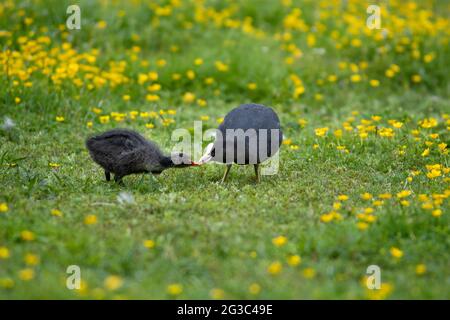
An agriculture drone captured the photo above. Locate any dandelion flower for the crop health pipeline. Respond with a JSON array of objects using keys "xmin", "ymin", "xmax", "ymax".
[
  {"xmin": 302, "ymin": 268, "xmax": 316, "ymax": 279},
  {"xmin": 415, "ymin": 264, "xmax": 426, "ymax": 275},
  {"xmin": 390, "ymin": 247, "xmax": 403, "ymax": 259},
  {"xmin": 0, "ymin": 247, "xmax": 10, "ymax": 259},
  {"xmin": 84, "ymin": 215, "xmax": 97, "ymax": 225},
  {"xmin": 287, "ymin": 255, "xmax": 301, "ymax": 266},
  {"xmin": 143, "ymin": 240, "xmax": 155, "ymax": 249},
  {"xmin": 104, "ymin": 275, "xmax": 124, "ymax": 291},
  {"xmin": 24, "ymin": 253, "xmax": 39, "ymax": 266},
  {"xmin": 167, "ymin": 283, "xmax": 183, "ymax": 296},
  {"xmin": 210, "ymin": 288, "xmax": 225, "ymax": 299},
  {"xmin": 267, "ymin": 261, "xmax": 282, "ymax": 275},
  {"xmin": 20, "ymin": 230, "xmax": 35, "ymax": 241},
  {"xmin": 0, "ymin": 203, "xmax": 8, "ymax": 213},
  {"xmin": 361, "ymin": 193, "xmax": 372, "ymax": 200},
  {"xmin": 248, "ymin": 283, "xmax": 261, "ymax": 295},
  {"xmin": 18, "ymin": 268, "xmax": 35, "ymax": 281},
  {"xmin": 272, "ymin": 236, "xmax": 287, "ymax": 247}
]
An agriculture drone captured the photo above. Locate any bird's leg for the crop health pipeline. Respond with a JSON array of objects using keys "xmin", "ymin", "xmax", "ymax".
[
  {"xmin": 105, "ymin": 171, "xmax": 111, "ymax": 182},
  {"xmin": 114, "ymin": 174, "xmax": 124, "ymax": 186},
  {"xmin": 221, "ymin": 164, "xmax": 232, "ymax": 183},
  {"xmin": 254, "ymin": 164, "xmax": 261, "ymax": 183}
]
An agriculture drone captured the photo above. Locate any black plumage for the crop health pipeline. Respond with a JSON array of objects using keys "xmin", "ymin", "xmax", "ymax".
[
  {"xmin": 86, "ymin": 129, "xmax": 194, "ymax": 184},
  {"xmin": 198, "ymin": 103, "xmax": 283, "ymax": 182}
]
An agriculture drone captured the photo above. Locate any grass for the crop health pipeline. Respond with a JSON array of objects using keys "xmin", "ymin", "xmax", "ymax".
[{"xmin": 0, "ymin": 0, "xmax": 449, "ymax": 299}]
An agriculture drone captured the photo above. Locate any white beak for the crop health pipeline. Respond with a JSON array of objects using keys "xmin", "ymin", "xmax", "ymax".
[{"xmin": 197, "ymin": 143, "xmax": 214, "ymax": 164}]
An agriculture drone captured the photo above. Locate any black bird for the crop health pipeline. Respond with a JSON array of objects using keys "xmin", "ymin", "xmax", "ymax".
[
  {"xmin": 198, "ymin": 103, "xmax": 283, "ymax": 182},
  {"xmin": 86, "ymin": 129, "xmax": 195, "ymax": 184}
]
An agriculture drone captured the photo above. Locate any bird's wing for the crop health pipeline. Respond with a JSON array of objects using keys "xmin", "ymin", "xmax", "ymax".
[{"xmin": 113, "ymin": 147, "xmax": 148, "ymax": 174}]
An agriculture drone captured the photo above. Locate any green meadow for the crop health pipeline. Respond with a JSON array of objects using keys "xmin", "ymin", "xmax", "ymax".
[{"xmin": 0, "ymin": 0, "xmax": 449, "ymax": 299}]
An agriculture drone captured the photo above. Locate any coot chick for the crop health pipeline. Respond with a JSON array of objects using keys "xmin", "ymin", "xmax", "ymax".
[
  {"xmin": 198, "ymin": 103, "xmax": 282, "ymax": 182},
  {"xmin": 86, "ymin": 129, "xmax": 195, "ymax": 184}
]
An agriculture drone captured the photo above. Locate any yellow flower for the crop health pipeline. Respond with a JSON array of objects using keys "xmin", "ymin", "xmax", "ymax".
[
  {"xmin": 167, "ymin": 283, "xmax": 183, "ymax": 296},
  {"xmin": 422, "ymin": 202, "xmax": 434, "ymax": 210},
  {"xmin": 267, "ymin": 261, "xmax": 282, "ymax": 275},
  {"xmin": 385, "ymin": 69, "xmax": 395, "ymax": 78},
  {"xmin": 146, "ymin": 94, "xmax": 160, "ymax": 102},
  {"xmin": 320, "ymin": 213, "xmax": 334, "ymax": 223},
  {"xmin": 431, "ymin": 209, "xmax": 442, "ymax": 217},
  {"xmin": 215, "ymin": 61, "xmax": 229, "ymax": 72},
  {"xmin": 18, "ymin": 268, "xmax": 35, "ymax": 281},
  {"xmin": 104, "ymin": 275, "xmax": 124, "ymax": 291},
  {"xmin": 272, "ymin": 236, "xmax": 287, "ymax": 247},
  {"xmin": 0, "ymin": 247, "xmax": 10, "ymax": 259},
  {"xmin": 247, "ymin": 82, "xmax": 257, "ymax": 90},
  {"xmin": 287, "ymin": 255, "xmax": 301, "ymax": 266},
  {"xmin": 423, "ymin": 53, "xmax": 435, "ymax": 63},
  {"xmin": 194, "ymin": 58, "xmax": 203, "ymax": 66},
  {"xmin": 419, "ymin": 118, "xmax": 438, "ymax": 129},
  {"xmin": 210, "ymin": 288, "xmax": 225, "ymax": 299},
  {"xmin": 0, "ymin": 277, "xmax": 14, "ymax": 289},
  {"xmin": 369, "ymin": 79, "xmax": 380, "ymax": 87},
  {"xmin": 200, "ymin": 115, "xmax": 209, "ymax": 121},
  {"xmin": 421, "ymin": 148, "xmax": 430, "ymax": 157},
  {"xmin": 249, "ymin": 283, "xmax": 261, "ymax": 295},
  {"xmin": 390, "ymin": 247, "xmax": 403, "ymax": 259},
  {"xmin": 337, "ymin": 195, "xmax": 349, "ymax": 201},
  {"xmin": 373, "ymin": 200, "xmax": 384, "ymax": 207},
  {"xmin": 411, "ymin": 74, "xmax": 421, "ymax": 83},
  {"xmin": 315, "ymin": 127, "xmax": 329, "ymax": 137},
  {"xmin": 378, "ymin": 193, "xmax": 392, "ymax": 199},
  {"xmin": 327, "ymin": 74, "xmax": 337, "ymax": 82},
  {"xmin": 396, "ymin": 190, "xmax": 412, "ymax": 198},
  {"xmin": 293, "ymin": 86, "xmax": 305, "ymax": 98},
  {"xmin": 24, "ymin": 253, "xmax": 39, "ymax": 266},
  {"xmin": 87, "ymin": 121, "xmax": 93, "ymax": 128},
  {"xmin": 302, "ymin": 268, "xmax": 316, "ymax": 279},
  {"xmin": 147, "ymin": 84, "xmax": 161, "ymax": 92},
  {"xmin": 0, "ymin": 203, "xmax": 8, "ymax": 213},
  {"xmin": 51, "ymin": 209, "xmax": 62, "ymax": 217},
  {"xmin": 156, "ymin": 59, "xmax": 166, "ymax": 67},
  {"xmin": 20, "ymin": 230, "xmax": 35, "ymax": 241},
  {"xmin": 99, "ymin": 115, "xmax": 110, "ymax": 124},
  {"xmin": 204, "ymin": 77, "xmax": 215, "ymax": 85},
  {"xmin": 415, "ymin": 264, "xmax": 426, "ymax": 275},
  {"xmin": 357, "ymin": 222, "xmax": 369, "ymax": 230},
  {"xmin": 297, "ymin": 118, "xmax": 307, "ymax": 127},
  {"xmin": 15, "ymin": 97, "xmax": 21, "ymax": 104},
  {"xmin": 333, "ymin": 129, "xmax": 343, "ymax": 138},
  {"xmin": 143, "ymin": 239, "xmax": 155, "ymax": 249},
  {"xmin": 186, "ymin": 70, "xmax": 195, "ymax": 80},
  {"xmin": 122, "ymin": 95, "xmax": 131, "ymax": 101},
  {"xmin": 183, "ymin": 92, "xmax": 196, "ymax": 104},
  {"xmin": 148, "ymin": 71, "xmax": 159, "ymax": 81},
  {"xmin": 350, "ymin": 74, "xmax": 361, "ymax": 83},
  {"xmin": 96, "ymin": 20, "xmax": 107, "ymax": 29},
  {"xmin": 197, "ymin": 99, "xmax": 207, "ymax": 107},
  {"xmin": 361, "ymin": 193, "xmax": 372, "ymax": 200},
  {"xmin": 56, "ymin": 116, "xmax": 65, "ymax": 122},
  {"xmin": 84, "ymin": 215, "xmax": 97, "ymax": 225},
  {"xmin": 400, "ymin": 200, "xmax": 410, "ymax": 207},
  {"xmin": 367, "ymin": 282, "xmax": 393, "ymax": 300}
]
